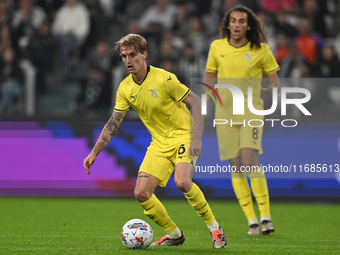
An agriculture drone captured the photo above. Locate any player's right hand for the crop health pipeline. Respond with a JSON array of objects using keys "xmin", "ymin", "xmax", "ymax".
[{"xmin": 83, "ymin": 154, "xmax": 96, "ymax": 175}]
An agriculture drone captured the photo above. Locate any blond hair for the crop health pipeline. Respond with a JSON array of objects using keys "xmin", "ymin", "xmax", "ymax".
[{"xmin": 112, "ymin": 34, "xmax": 148, "ymax": 55}]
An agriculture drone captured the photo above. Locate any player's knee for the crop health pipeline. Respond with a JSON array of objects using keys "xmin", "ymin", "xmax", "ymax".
[
  {"xmin": 242, "ymin": 159, "xmax": 258, "ymax": 168},
  {"xmin": 229, "ymin": 158, "xmax": 242, "ymax": 170},
  {"xmin": 134, "ymin": 189, "xmax": 152, "ymax": 203},
  {"xmin": 175, "ymin": 179, "xmax": 191, "ymax": 193}
]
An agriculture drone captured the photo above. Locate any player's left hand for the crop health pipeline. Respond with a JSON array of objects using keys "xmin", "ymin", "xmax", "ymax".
[
  {"xmin": 189, "ymin": 139, "xmax": 202, "ymax": 157},
  {"xmin": 261, "ymin": 85, "xmax": 279, "ymax": 95},
  {"xmin": 261, "ymin": 84, "xmax": 274, "ymax": 94},
  {"xmin": 83, "ymin": 153, "xmax": 97, "ymax": 175}
]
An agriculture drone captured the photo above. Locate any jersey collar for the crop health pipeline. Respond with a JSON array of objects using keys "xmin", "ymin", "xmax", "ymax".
[
  {"xmin": 132, "ymin": 65, "xmax": 150, "ymax": 85},
  {"xmin": 227, "ymin": 39, "xmax": 249, "ymax": 49}
]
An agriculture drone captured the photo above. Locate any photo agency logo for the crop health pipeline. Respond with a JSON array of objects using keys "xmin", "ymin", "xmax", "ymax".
[{"xmin": 197, "ymin": 82, "xmax": 312, "ymax": 128}]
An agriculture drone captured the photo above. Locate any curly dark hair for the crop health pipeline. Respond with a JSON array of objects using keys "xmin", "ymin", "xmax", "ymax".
[{"xmin": 219, "ymin": 6, "xmax": 267, "ymax": 49}]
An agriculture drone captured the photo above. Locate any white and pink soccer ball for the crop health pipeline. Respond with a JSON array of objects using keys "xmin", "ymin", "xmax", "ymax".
[{"xmin": 121, "ymin": 219, "xmax": 153, "ymax": 249}]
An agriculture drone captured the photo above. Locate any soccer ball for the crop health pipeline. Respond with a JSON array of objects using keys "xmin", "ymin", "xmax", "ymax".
[{"xmin": 121, "ymin": 219, "xmax": 153, "ymax": 249}]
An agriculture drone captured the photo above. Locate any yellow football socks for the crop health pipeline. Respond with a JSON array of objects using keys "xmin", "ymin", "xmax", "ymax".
[
  {"xmin": 139, "ymin": 194, "xmax": 177, "ymax": 233},
  {"xmin": 231, "ymin": 172, "xmax": 257, "ymax": 221},
  {"xmin": 248, "ymin": 170, "xmax": 271, "ymax": 218},
  {"xmin": 184, "ymin": 183, "xmax": 215, "ymax": 225}
]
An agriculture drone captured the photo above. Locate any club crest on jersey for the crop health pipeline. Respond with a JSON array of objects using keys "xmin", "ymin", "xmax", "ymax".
[
  {"xmin": 149, "ymin": 88, "xmax": 158, "ymax": 98},
  {"xmin": 244, "ymin": 53, "xmax": 254, "ymax": 61}
]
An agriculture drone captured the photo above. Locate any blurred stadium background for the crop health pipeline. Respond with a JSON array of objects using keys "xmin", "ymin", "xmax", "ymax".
[{"xmin": 1, "ymin": 0, "xmax": 340, "ymax": 200}]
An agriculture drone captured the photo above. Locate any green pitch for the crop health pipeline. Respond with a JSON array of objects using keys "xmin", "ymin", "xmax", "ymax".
[{"xmin": 1, "ymin": 197, "xmax": 339, "ymax": 254}]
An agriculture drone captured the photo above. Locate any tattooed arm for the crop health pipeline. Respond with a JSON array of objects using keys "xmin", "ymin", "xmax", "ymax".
[{"xmin": 83, "ymin": 111, "xmax": 126, "ymax": 174}]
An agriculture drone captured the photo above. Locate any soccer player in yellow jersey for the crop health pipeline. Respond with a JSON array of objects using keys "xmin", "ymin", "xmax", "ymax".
[
  {"xmin": 204, "ymin": 6, "xmax": 281, "ymax": 235},
  {"xmin": 83, "ymin": 34, "xmax": 226, "ymax": 248}
]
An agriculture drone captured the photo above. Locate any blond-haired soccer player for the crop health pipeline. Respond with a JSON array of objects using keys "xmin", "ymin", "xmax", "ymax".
[
  {"xmin": 83, "ymin": 34, "xmax": 226, "ymax": 248},
  {"xmin": 204, "ymin": 6, "xmax": 281, "ymax": 235}
]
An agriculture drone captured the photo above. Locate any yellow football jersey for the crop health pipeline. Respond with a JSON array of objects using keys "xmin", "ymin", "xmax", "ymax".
[
  {"xmin": 206, "ymin": 39, "xmax": 280, "ymax": 121},
  {"xmin": 114, "ymin": 65, "xmax": 191, "ymax": 148}
]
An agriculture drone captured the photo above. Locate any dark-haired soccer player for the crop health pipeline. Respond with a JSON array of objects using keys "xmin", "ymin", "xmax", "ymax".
[
  {"xmin": 204, "ymin": 6, "xmax": 281, "ymax": 235},
  {"xmin": 83, "ymin": 34, "xmax": 226, "ymax": 248}
]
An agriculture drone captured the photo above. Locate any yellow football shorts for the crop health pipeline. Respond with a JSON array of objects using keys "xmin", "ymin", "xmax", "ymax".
[
  {"xmin": 139, "ymin": 139, "xmax": 198, "ymax": 187},
  {"xmin": 216, "ymin": 122, "xmax": 263, "ymax": 161}
]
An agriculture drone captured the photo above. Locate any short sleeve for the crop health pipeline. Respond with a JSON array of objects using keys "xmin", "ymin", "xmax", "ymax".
[
  {"xmin": 114, "ymin": 85, "xmax": 130, "ymax": 113},
  {"xmin": 163, "ymin": 72, "xmax": 190, "ymax": 102},
  {"xmin": 262, "ymin": 45, "xmax": 280, "ymax": 74},
  {"xmin": 206, "ymin": 41, "xmax": 217, "ymax": 73}
]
